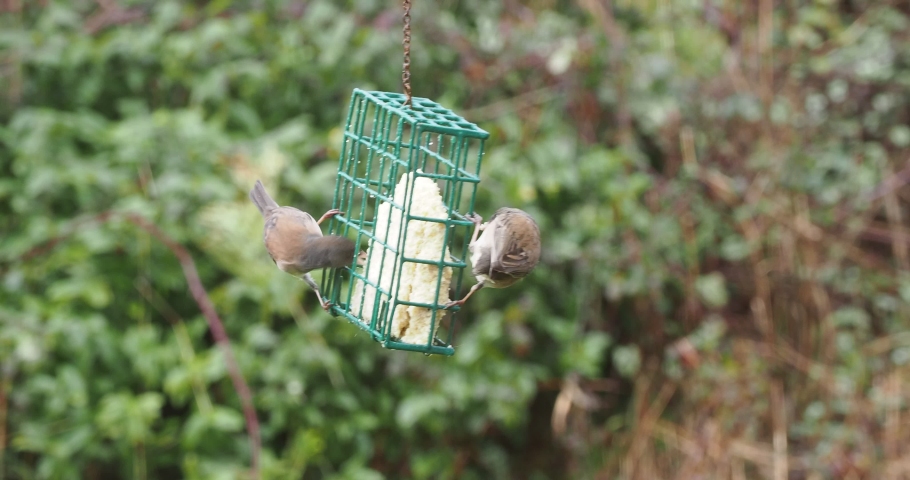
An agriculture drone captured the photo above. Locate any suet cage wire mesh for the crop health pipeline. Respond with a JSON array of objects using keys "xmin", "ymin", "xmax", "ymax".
[{"xmin": 320, "ymin": 89, "xmax": 488, "ymax": 355}]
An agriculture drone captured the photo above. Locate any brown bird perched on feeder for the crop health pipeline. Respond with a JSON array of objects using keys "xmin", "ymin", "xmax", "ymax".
[
  {"xmin": 249, "ymin": 180, "xmax": 365, "ymax": 310},
  {"xmin": 445, "ymin": 207, "xmax": 541, "ymax": 309}
]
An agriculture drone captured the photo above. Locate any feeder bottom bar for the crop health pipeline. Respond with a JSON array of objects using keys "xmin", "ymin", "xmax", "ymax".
[{"xmin": 350, "ymin": 170, "xmax": 452, "ymax": 344}]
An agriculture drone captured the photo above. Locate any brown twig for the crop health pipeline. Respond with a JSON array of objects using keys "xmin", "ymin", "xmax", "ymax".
[
  {"xmin": 85, "ymin": 0, "xmax": 146, "ymax": 35},
  {"xmin": 834, "ymin": 162, "xmax": 910, "ymax": 225},
  {"xmin": 6, "ymin": 211, "xmax": 261, "ymax": 479},
  {"xmin": 858, "ymin": 224, "xmax": 910, "ymax": 245},
  {"xmin": 460, "ymin": 87, "xmax": 560, "ymax": 121},
  {"xmin": 0, "ymin": 366, "xmax": 8, "ymax": 480},
  {"xmin": 577, "ymin": 0, "xmax": 631, "ymax": 145},
  {"xmin": 624, "ymin": 370, "xmax": 676, "ymax": 479},
  {"xmin": 653, "ymin": 421, "xmax": 808, "ymax": 472},
  {"xmin": 868, "ymin": 163, "xmax": 910, "ymax": 203},
  {"xmin": 551, "ymin": 374, "xmax": 601, "ymax": 437},
  {"xmin": 882, "ymin": 165, "xmax": 909, "ymax": 269},
  {"xmin": 537, "ymin": 377, "xmax": 622, "ymax": 392},
  {"xmin": 0, "ymin": 0, "xmax": 21, "ymax": 13},
  {"xmin": 757, "ymin": 0, "xmax": 774, "ymax": 109},
  {"xmin": 770, "ymin": 380, "xmax": 788, "ymax": 480}
]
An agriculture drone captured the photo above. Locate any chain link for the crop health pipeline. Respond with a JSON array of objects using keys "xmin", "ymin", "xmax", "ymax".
[{"xmin": 402, "ymin": 0, "xmax": 412, "ymax": 107}]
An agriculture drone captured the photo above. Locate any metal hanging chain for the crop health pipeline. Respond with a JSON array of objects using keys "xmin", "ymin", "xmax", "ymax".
[{"xmin": 402, "ymin": 0, "xmax": 412, "ymax": 107}]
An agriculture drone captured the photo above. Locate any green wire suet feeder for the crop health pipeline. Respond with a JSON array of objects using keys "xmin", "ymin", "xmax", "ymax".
[
  {"xmin": 321, "ymin": 89, "xmax": 488, "ymax": 355},
  {"xmin": 319, "ymin": 0, "xmax": 487, "ymax": 355}
]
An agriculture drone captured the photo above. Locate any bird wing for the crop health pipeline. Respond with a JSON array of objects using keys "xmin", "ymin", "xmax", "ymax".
[
  {"xmin": 490, "ymin": 215, "xmax": 532, "ymax": 280},
  {"xmin": 264, "ymin": 207, "xmax": 323, "ymax": 273},
  {"xmin": 268, "ymin": 207, "xmax": 321, "ymax": 236},
  {"xmin": 490, "ymin": 211, "xmax": 540, "ymax": 279}
]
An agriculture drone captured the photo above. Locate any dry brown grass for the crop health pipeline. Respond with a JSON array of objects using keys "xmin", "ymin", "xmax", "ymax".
[{"xmin": 546, "ymin": 1, "xmax": 910, "ymax": 478}]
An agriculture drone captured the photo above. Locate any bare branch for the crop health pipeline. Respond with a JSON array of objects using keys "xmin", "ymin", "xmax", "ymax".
[{"xmin": 4, "ymin": 211, "xmax": 261, "ymax": 479}]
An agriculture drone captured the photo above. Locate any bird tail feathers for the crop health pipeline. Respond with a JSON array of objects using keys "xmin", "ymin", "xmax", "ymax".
[{"xmin": 249, "ymin": 180, "xmax": 279, "ymax": 217}]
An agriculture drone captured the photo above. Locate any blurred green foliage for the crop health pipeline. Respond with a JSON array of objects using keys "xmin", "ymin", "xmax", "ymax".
[{"xmin": 2, "ymin": 0, "xmax": 910, "ymax": 479}]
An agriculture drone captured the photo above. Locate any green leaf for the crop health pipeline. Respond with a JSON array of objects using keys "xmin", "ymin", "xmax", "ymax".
[
  {"xmin": 562, "ymin": 332, "xmax": 612, "ymax": 377},
  {"xmin": 612, "ymin": 345, "xmax": 642, "ymax": 379},
  {"xmin": 209, "ymin": 407, "xmax": 244, "ymax": 432},
  {"xmin": 829, "ymin": 307, "xmax": 870, "ymax": 331},
  {"xmin": 396, "ymin": 394, "xmax": 448, "ymax": 429},
  {"xmin": 695, "ymin": 273, "xmax": 729, "ymax": 308}
]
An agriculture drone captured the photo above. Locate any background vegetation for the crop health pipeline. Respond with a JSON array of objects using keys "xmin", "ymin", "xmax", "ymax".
[{"xmin": 2, "ymin": 0, "xmax": 910, "ymax": 478}]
